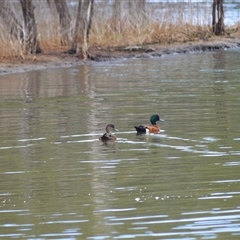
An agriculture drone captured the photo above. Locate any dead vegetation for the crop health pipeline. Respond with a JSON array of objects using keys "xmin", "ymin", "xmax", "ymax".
[{"xmin": 0, "ymin": 0, "xmax": 238, "ymax": 60}]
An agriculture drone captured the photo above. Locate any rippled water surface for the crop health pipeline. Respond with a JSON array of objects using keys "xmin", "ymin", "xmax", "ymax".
[{"xmin": 0, "ymin": 49, "xmax": 240, "ymax": 239}]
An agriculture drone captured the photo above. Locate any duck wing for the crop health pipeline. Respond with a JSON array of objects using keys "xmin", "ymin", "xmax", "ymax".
[
  {"xmin": 99, "ymin": 133, "xmax": 116, "ymax": 142},
  {"xmin": 134, "ymin": 125, "xmax": 147, "ymax": 133}
]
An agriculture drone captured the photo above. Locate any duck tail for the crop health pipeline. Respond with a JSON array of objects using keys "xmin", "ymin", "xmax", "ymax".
[{"xmin": 134, "ymin": 125, "xmax": 146, "ymax": 133}]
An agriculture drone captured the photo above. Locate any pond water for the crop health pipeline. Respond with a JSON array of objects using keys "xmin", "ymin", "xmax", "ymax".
[{"xmin": 0, "ymin": 49, "xmax": 240, "ymax": 239}]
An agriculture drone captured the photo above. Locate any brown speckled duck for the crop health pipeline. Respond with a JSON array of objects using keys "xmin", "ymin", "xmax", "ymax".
[{"xmin": 99, "ymin": 124, "xmax": 118, "ymax": 142}]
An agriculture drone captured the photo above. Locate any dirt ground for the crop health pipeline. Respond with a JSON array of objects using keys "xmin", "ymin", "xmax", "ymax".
[{"xmin": 0, "ymin": 35, "xmax": 240, "ymax": 76}]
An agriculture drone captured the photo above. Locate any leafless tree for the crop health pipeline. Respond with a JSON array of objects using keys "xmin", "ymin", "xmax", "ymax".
[
  {"xmin": 112, "ymin": 0, "xmax": 146, "ymax": 33},
  {"xmin": 20, "ymin": 0, "xmax": 41, "ymax": 53},
  {"xmin": 0, "ymin": 1, "xmax": 24, "ymax": 43},
  {"xmin": 47, "ymin": 0, "xmax": 71, "ymax": 46},
  {"xmin": 212, "ymin": 0, "xmax": 224, "ymax": 35},
  {"xmin": 71, "ymin": 0, "xmax": 94, "ymax": 60},
  {"xmin": 128, "ymin": 0, "xmax": 146, "ymax": 13},
  {"xmin": 112, "ymin": 0, "xmax": 122, "ymax": 32}
]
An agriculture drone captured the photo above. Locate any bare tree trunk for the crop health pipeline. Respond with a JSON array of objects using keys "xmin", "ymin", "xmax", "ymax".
[
  {"xmin": 71, "ymin": 0, "xmax": 94, "ymax": 60},
  {"xmin": 20, "ymin": 0, "xmax": 41, "ymax": 54},
  {"xmin": 212, "ymin": 0, "xmax": 224, "ymax": 35},
  {"xmin": 47, "ymin": 0, "xmax": 71, "ymax": 46},
  {"xmin": 128, "ymin": 0, "xmax": 146, "ymax": 12},
  {"xmin": 128, "ymin": 0, "xmax": 146, "ymax": 28},
  {"xmin": 112, "ymin": 0, "xmax": 122, "ymax": 32},
  {"xmin": 0, "ymin": 1, "xmax": 24, "ymax": 41},
  {"xmin": 72, "ymin": 0, "xmax": 82, "ymax": 52}
]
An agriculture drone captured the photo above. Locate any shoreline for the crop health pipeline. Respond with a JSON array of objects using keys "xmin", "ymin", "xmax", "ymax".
[{"xmin": 0, "ymin": 36, "xmax": 240, "ymax": 76}]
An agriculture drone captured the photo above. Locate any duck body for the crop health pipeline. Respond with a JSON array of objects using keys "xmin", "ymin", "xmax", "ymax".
[
  {"xmin": 99, "ymin": 124, "xmax": 118, "ymax": 142},
  {"xmin": 135, "ymin": 124, "xmax": 160, "ymax": 134},
  {"xmin": 99, "ymin": 132, "xmax": 117, "ymax": 141},
  {"xmin": 135, "ymin": 114, "xmax": 164, "ymax": 134}
]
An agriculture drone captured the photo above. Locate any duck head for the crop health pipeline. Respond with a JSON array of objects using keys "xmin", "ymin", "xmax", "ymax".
[
  {"xmin": 106, "ymin": 124, "xmax": 119, "ymax": 133},
  {"xmin": 150, "ymin": 114, "xmax": 164, "ymax": 125}
]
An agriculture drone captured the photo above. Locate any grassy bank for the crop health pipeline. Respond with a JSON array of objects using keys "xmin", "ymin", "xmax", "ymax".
[{"xmin": 0, "ymin": 1, "xmax": 239, "ymax": 59}]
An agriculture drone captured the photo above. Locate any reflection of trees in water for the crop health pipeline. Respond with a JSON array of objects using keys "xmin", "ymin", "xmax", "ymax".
[
  {"xmin": 212, "ymin": 51, "xmax": 229, "ymax": 170},
  {"xmin": 212, "ymin": 51, "xmax": 228, "ymax": 141},
  {"xmin": 0, "ymin": 66, "xmax": 93, "ymax": 135},
  {"xmin": 0, "ymin": 65, "xmax": 116, "ymax": 236},
  {"xmin": 80, "ymin": 64, "xmax": 116, "ymax": 236}
]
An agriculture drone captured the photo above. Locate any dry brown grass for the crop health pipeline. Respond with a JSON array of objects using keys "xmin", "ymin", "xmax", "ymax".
[
  {"xmin": 0, "ymin": 1, "xmax": 238, "ymax": 59},
  {"xmin": 90, "ymin": 19, "xmax": 213, "ymax": 48}
]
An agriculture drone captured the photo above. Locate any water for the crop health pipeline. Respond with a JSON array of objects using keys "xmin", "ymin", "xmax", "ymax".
[{"xmin": 0, "ymin": 49, "xmax": 240, "ymax": 239}]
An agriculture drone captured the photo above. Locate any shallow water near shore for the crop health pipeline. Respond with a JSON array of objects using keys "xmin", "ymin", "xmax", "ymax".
[{"xmin": 0, "ymin": 49, "xmax": 240, "ymax": 239}]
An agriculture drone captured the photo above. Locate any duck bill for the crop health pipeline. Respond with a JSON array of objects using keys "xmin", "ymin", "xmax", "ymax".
[
  {"xmin": 159, "ymin": 118, "xmax": 164, "ymax": 122},
  {"xmin": 114, "ymin": 128, "xmax": 119, "ymax": 132}
]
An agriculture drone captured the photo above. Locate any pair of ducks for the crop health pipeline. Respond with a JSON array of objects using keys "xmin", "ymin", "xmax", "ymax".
[{"xmin": 99, "ymin": 114, "xmax": 164, "ymax": 142}]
